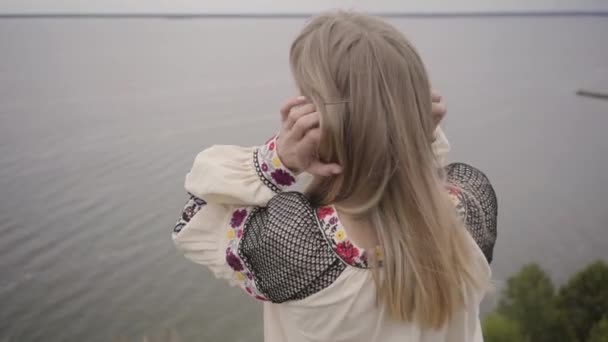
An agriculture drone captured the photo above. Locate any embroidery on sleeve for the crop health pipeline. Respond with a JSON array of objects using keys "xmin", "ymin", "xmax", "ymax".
[
  {"xmin": 173, "ymin": 194, "xmax": 206, "ymax": 234},
  {"xmin": 316, "ymin": 206, "xmax": 371, "ymax": 269},
  {"xmin": 446, "ymin": 185, "xmax": 467, "ymax": 220},
  {"xmin": 253, "ymin": 135, "xmax": 297, "ymax": 193},
  {"xmin": 225, "ymin": 207, "xmax": 268, "ymax": 301}
]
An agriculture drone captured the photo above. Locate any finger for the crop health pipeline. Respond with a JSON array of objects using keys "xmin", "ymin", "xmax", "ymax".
[
  {"xmin": 291, "ymin": 111, "xmax": 320, "ymax": 139},
  {"xmin": 280, "ymin": 96, "xmax": 308, "ymax": 122},
  {"xmin": 432, "ymin": 102, "xmax": 446, "ymax": 114},
  {"xmin": 307, "ymin": 160, "xmax": 343, "ymax": 177},
  {"xmin": 431, "ymin": 90, "xmax": 442, "ymax": 103},
  {"xmin": 300, "ymin": 126, "xmax": 321, "ymax": 152},
  {"xmin": 286, "ymin": 103, "xmax": 316, "ymax": 129},
  {"xmin": 300, "ymin": 129, "xmax": 343, "ymax": 176}
]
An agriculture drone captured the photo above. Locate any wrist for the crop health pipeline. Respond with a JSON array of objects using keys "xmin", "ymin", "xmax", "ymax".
[
  {"xmin": 254, "ymin": 135, "xmax": 298, "ymax": 192},
  {"xmin": 275, "ymin": 137, "xmax": 300, "ymax": 174}
]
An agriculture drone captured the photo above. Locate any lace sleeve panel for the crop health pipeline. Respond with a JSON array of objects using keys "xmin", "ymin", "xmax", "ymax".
[
  {"xmin": 237, "ymin": 192, "xmax": 346, "ymax": 303},
  {"xmin": 445, "ymin": 163, "xmax": 498, "ymax": 263}
]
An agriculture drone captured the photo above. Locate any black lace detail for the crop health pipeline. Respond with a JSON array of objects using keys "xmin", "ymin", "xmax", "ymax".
[
  {"xmin": 446, "ymin": 163, "xmax": 498, "ymax": 263},
  {"xmin": 238, "ymin": 192, "xmax": 346, "ymax": 303},
  {"xmin": 174, "ymin": 194, "xmax": 206, "ymax": 234}
]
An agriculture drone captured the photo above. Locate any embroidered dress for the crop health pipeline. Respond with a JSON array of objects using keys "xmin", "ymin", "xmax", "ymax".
[{"xmin": 172, "ymin": 128, "xmax": 497, "ymax": 342}]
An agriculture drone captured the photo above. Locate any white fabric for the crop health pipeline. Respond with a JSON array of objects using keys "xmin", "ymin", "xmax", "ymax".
[
  {"xmin": 433, "ymin": 127, "xmax": 451, "ymax": 167},
  {"xmin": 173, "ymin": 127, "xmax": 490, "ymax": 342}
]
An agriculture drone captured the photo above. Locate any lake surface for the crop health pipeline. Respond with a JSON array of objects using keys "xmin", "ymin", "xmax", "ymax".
[{"xmin": 0, "ymin": 16, "xmax": 607, "ymax": 341}]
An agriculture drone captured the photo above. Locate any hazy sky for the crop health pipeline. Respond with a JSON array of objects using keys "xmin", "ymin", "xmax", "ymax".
[{"xmin": 2, "ymin": 0, "xmax": 607, "ymax": 14}]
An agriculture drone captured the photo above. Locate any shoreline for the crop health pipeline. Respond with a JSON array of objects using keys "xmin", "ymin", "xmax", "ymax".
[{"xmin": 1, "ymin": 10, "xmax": 608, "ymax": 19}]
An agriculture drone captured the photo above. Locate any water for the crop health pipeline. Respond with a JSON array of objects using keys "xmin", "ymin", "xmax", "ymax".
[{"xmin": 0, "ymin": 16, "xmax": 607, "ymax": 342}]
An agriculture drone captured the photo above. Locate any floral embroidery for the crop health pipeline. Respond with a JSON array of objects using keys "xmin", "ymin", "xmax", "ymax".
[
  {"xmin": 174, "ymin": 194, "xmax": 206, "ymax": 234},
  {"xmin": 446, "ymin": 185, "xmax": 467, "ymax": 219},
  {"xmin": 317, "ymin": 207, "xmax": 335, "ymax": 220},
  {"xmin": 314, "ymin": 186, "xmax": 468, "ymax": 269},
  {"xmin": 316, "ymin": 205, "xmax": 370, "ymax": 268},
  {"xmin": 272, "ymin": 156, "xmax": 281, "ymax": 168},
  {"xmin": 253, "ymin": 135, "xmax": 297, "ymax": 193},
  {"xmin": 373, "ymin": 247, "xmax": 383, "ymax": 267},
  {"xmin": 225, "ymin": 207, "xmax": 267, "ymax": 301},
  {"xmin": 230, "ymin": 209, "xmax": 248, "ymax": 228},
  {"xmin": 226, "ymin": 250, "xmax": 244, "ymax": 271},
  {"xmin": 270, "ymin": 169, "xmax": 296, "ymax": 187},
  {"xmin": 447, "ymin": 185, "xmax": 460, "ymax": 196},
  {"xmin": 335, "ymin": 241, "xmax": 359, "ymax": 265},
  {"xmin": 335, "ymin": 229, "xmax": 346, "ymax": 242}
]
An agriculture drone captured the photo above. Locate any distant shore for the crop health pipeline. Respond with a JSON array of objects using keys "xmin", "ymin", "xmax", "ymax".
[{"xmin": 1, "ymin": 10, "xmax": 608, "ymax": 19}]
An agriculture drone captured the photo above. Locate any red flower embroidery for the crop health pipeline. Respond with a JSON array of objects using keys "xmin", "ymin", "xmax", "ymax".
[
  {"xmin": 255, "ymin": 295, "xmax": 266, "ymax": 301},
  {"xmin": 245, "ymin": 287, "xmax": 252, "ymax": 294},
  {"xmin": 237, "ymin": 229, "xmax": 243, "ymax": 238},
  {"xmin": 261, "ymin": 163, "xmax": 268, "ymax": 172},
  {"xmin": 317, "ymin": 207, "xmax": 335, "ymax": 220},
  {"xmin": 335, "ymin": 241, "xmax": 359, "ymax": 265},
  {"xmin": 226, "ymin": 251, "xmax": 244, "ymax": 271},
  {"xmin": 446, "ymin": 185, "xmax": 460, "ymax": 196},
  {"xmin": 270, "ymin": 169, "xmax": 295, "ymax": 186},
  {"xmin": 269, "ymin": 142, "xmax": 275, "ymax": 151},
  {"xmin": 230, "ymin": 209, "xmax": 248, "ymax": 228}
]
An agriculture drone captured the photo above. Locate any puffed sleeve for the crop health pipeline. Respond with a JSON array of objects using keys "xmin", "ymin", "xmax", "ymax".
[
  {"xmin": 183, "ymin": 135, "xmax": 298, "ymax": 207},
  {"xmin": 172, "ymin": 136, "xmax": 341, "ymax": 302}
]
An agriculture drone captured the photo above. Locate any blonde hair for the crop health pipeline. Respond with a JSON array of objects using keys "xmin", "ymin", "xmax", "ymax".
[{"xmin": 290, "ymin": 12, "xmax": 488, "ymax": 328}]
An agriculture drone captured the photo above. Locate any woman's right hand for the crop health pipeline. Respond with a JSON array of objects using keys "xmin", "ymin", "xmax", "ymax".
[
  {"xmin": 276, "ymin": 97, "xmax": 342, "ymax": 177},
  {"xmin": 431, "ymin": 90, "xmax": 447, "ymax": 127}
]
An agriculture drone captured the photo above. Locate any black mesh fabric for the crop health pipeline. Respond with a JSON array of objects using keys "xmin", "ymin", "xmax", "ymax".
[
  {"xmin": 445, "ymin": 163, "xmax": 498, "ymax": 263},
  {"xmin": 235, "ymin": 164, "xmax": 497, "ymax": 303},
  {"xmin": 238, "ymin": 192, "xmax": 346, "ymax": 303}
]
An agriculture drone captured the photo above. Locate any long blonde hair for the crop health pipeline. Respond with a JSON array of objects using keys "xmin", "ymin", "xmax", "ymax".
[{"xmin": 290, "ymin": 12, "xmax": 487, "ymax": 328}]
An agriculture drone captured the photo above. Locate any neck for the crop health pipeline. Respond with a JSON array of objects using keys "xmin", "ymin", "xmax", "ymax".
[{"xmin": 335, "ymin": 208, "xmax": 379, "ymax": 250}]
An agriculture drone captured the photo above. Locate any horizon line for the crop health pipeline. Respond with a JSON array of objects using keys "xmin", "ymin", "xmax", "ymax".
[{"xmin": 1, "ymin": 10, "xmax": 608, "ymax": 19}]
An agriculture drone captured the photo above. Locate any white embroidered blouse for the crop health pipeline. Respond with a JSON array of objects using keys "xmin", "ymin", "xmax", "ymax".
[{"xmin": 172, "ymin": 128, "xmax": 496, "ymax": 342}]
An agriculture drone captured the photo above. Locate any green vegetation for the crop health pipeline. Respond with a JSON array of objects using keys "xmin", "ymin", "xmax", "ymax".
[
  {"xmin": 588, "ymin": 317, "xmax": 608, "ymax": 342},
  {"xmin": 483, "ymin": 261, "xmax": 608, "ymax": 342},
  {"xmin": 481, "ymin": 312, "xmax": 528, "ymax": 342}
]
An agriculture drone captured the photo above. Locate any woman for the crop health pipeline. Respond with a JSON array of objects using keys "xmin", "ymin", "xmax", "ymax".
[{"xmin": 173, "ymin": 11, "xmax": 497, "ymax": 342}]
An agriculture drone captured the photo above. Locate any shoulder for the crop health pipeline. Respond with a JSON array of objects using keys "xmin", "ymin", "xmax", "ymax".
[
  {"xmin": 445, "ymin": 163, "xmax": 498, "ymax": 263},
  {"xmin": 237, "ymin": 192, "xmax": 347, "ymax": 303}
]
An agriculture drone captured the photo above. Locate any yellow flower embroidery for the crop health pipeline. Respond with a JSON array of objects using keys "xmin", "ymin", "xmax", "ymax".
[
  {"xmin": 234, "ymin": 272, "xmax": 245, "ymax": 282},
  {"xmin": 448, "ymin": 193, "xmax": 460, "ymax": 206},
  {"xmin": 375, "ymin": 247, "xmax": 383, "ymax": 260},
  {"xmin": 335, "ymin": 229, "xmax": 346, "ymax": 242},
  {"xmin": 226, "ymin": 229, "xmax": 235, "ymax": 240},
  {"xmin": 272, "ymin": 156, "xmax": 281, "ymax": 168}
]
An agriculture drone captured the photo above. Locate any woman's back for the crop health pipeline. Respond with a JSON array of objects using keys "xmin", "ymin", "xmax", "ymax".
[
  {"xmin": 172, "ymin": 11, "xmax": 497, "ymax": 342},
  {"xmin": 173, "ymin": 140, "xmax": 496, "ymax": 341},
  {"xmin": 264, "ymin": 266, "xmax": 485, "ymax": 342},
  {"xmin": 263, "ymin": 163, "xmax": 495, "ymax": 342}
]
